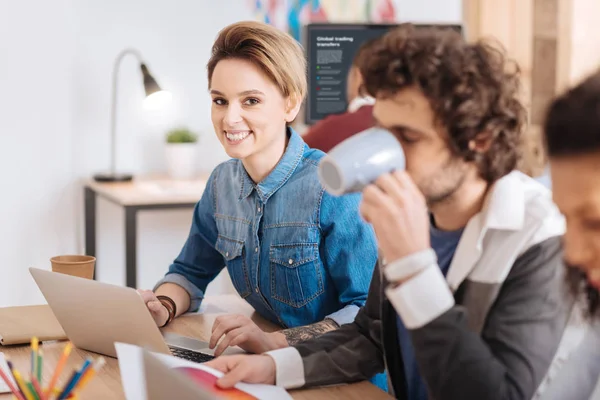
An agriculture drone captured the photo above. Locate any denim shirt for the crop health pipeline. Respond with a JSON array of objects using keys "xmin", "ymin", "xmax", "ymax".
[{"xmin": 155, "ymin": 129, "xmax": 378, "ymax": 328}]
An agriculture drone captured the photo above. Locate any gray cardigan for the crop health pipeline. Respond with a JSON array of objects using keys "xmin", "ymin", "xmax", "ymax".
[{"xmin": 291, "ymin": 236, "xmax": 571, "ymax": 399}]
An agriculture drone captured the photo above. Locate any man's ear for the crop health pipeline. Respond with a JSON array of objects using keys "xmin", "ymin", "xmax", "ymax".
[
  {"xmin": 284, "ymin": 94, "xmax": 302, "ymax": 123},
  {"xmin": 468, "ymin": 132, "xmax": 493, "ymax": 153}
]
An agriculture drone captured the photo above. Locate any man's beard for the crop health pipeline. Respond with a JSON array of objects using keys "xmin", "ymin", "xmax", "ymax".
[
  {"xmin": 565, "ymin": 264, "xmax": 600, "ymax": 319},
  {"xmin": 421, "ymin": 157, "xmax": 468, "ymax": 206}
]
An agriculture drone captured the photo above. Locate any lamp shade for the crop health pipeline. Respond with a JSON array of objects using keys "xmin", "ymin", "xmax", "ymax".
[
  {"xmin": 140, "ymin": 63, "xmax": 172, "ymax": 110},
  {"xmin": 140, "ymin": 63, "xmax": 161, "ymax": 96}
]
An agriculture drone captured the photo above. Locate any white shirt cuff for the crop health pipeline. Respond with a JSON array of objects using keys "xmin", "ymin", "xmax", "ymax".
[
  {"xmin": 265, "ymin": 347, "xmax": 306, "ymax": 389},
  {"xmin": 383, "ymin": 248, "xmax": 437, "ymax": 283},
  {"xmin": 386, "ymin": 264, "xmax": 455, "ymax": 329}
]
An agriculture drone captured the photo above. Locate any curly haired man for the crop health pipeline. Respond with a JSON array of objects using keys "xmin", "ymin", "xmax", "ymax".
[{"xmin": 205, "ymin": 24, "xmax": 573, "ymax": 400}]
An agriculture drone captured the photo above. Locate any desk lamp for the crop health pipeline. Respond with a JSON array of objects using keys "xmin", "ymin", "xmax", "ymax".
[{"xmin": 93, "ymin": 48, "xmax": 172, "ymax": 182}]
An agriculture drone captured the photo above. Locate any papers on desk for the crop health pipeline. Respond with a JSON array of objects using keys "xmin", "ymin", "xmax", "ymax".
[
  {"xmin": 115, "ymin": 342, "xmax": 292, "ymax": 400},
  {"xmin": 0, "ymin": 353, "xmax": 16, "ymax": 393},
  {"xmin": 136, "ymin": 180, "xmax": 206, "ymax": 196}
]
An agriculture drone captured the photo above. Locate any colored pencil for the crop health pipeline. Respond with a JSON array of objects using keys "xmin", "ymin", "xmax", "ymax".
[
  {"xmin": 44, "ymin": 342, "xmax": 72, "ymax": 397},
  {"xmin": 12, "ymin": 371, "xmax": 33, "ymax": 400},
  {"xmin": 30, "ymin": 337, "xmax": 38, "ymax": 380},
  {"xmin": 57, "ymin": 358, "xmax": 92, "ymax": 400},
  {"xmin": 31, "ymin": 377, "xmax": 45, "ymax": 400},
  {"xmin": 0, "ymin": 363, "xmax": 25, "ymax": 400},
  {"xmin": 25, "ymin": 382, "xmax": 40, "ymax": 400},
  {"xmin": 71, "ymin": 357, "xmax": 105, "ymax": 394},
  {"xmin": 6, "ymin": 360, "xmax": 27, "ymax": 400},
  {"xmin": 36, "ymin": 350, "xmax": 43, "ymax": 383},
  {"xmin": 55, "ymin": 369, "xmax": 78, "ymax": 400}
]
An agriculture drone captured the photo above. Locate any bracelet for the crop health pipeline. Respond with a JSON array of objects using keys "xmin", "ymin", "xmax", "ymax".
[{"xmin": 156, "ymin": 295, "xmax": 177, "ymax": 328}]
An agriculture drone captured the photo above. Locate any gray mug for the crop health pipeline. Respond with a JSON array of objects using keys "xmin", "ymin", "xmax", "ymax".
[{"xmin": 318, "ymin": 127, "xmax": 405, "ymax": 196}]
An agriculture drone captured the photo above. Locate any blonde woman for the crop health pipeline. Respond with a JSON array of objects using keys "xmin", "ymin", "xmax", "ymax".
[{"xmin": 139, "ymin": 21, "xmax": 379, "ymax": 364}]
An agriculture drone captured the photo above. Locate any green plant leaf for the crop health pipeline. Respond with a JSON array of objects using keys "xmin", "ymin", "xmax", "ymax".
[{"xmin": 166, "ymin": 127, "xmax": 198, "ymax": 143}]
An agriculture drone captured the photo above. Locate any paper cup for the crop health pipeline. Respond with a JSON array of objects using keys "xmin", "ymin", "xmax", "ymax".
[{"xmin": 50, "ymin": 255, "xmax": 96, "ymax": 280}]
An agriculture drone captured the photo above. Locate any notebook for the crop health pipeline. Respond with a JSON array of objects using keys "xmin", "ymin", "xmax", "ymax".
[
  {"xmin": 116, "ymin": 342, "xmax": 292, "ymax": 400},
  {"xmin": 142, "ymin": 350, "xmax": 217, "ymax": 400},
  {"xmin": 0, "ymin": 305, "xmax": 67, "ymax": 345}
]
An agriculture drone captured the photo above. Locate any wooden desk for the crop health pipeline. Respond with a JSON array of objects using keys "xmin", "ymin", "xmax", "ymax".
[
  {"xmin": 84, "ymin": 176, "xmax": 209, "ymax": 288},
  {"xmin": 0, "ymin": 296, "xmax": 391, "ymax": 400}
]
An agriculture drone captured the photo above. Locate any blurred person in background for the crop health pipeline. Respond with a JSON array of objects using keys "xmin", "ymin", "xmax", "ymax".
[
  {"xmin": 302, "ymin": 39, "xmax": 376, "ymax": 152},
  {"xmin": 540, "ymin": 69, "xmax": 600, "ymax": 400}
]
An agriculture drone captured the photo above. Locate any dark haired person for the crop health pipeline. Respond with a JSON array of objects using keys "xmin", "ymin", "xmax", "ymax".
[
  {"xmin": 205, "ymin": 24, "xmax": 572, "ymax": 399},
  {"xmin": 302, "ymin": 39, "xmax": 376, "ymax": 152},
  {"xmin": 537, "ymin": 70, "xmax": 600, "ymax": 400}
]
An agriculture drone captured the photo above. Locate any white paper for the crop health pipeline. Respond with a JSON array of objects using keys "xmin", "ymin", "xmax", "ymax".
[
  {"xmin": 115, "ymin": 342, "xmax": 292, "ymax": 400},
  {"xmin": 0, "ymin": 353, "xmax": 16, "ymax": 394},
  {"xmin": 136, "ymin": 181, "xmax": 206, "ymax": 196}
]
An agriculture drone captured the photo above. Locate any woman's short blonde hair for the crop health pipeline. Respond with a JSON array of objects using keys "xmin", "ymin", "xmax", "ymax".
[{"xmin": 207, "ymin": 21, "xmax": 307, "ymax": 103}]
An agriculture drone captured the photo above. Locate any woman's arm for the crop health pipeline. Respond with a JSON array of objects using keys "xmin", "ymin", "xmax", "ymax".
[{"xmin": 143, "ymin": 170, "xmax": 225, "ymax": 325}]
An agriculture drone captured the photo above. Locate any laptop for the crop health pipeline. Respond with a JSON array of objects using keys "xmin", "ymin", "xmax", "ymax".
[
  {"xmin": 142, "ymin": 350, "xmax": 221, "ymax": 400},
  {"xmin": 29, "ymin": 267, "xmax": 218, "ymax": 364}
]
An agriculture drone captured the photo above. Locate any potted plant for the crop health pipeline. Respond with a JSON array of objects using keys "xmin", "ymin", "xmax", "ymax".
[{"xmin": 165, "ymin": 127, "xmax": 199, "ymax": 179}]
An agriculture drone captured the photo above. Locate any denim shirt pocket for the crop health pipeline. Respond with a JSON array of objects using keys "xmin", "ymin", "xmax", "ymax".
[
  {"xmin": 215, "ymin": 235, "xmax": 251, "ymax": 298},
  {"xmin": 270, "ymin": 243, "xmax": 324, "ymax": 308}
]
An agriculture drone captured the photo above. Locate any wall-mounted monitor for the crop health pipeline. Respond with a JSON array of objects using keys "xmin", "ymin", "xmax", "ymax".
[{"xmin": 304, "ymin": 23, "xmax": 462, "ymax": 125}]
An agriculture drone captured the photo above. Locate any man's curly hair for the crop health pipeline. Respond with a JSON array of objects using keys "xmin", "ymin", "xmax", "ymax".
[{"xmin": 357, "ymin": 24, "xmax": 527, "ymax": 183}]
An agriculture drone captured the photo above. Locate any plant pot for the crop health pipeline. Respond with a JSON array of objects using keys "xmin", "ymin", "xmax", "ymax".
[{"xmin": 165, "ymin": 143, "xmax": 197, "ymax": 179}]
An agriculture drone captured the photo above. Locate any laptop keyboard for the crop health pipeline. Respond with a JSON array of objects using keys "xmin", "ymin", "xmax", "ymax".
[{"xmin": 169, "ymin": 346, "xmax": 215, "ymax": 363}]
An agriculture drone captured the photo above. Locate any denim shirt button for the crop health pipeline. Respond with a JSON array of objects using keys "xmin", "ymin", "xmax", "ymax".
[
  {"xmin": 255, "ymin": 287, "xmax": 259, "ymax": 293},
  {"xmin": 226, "ymin": 252, "xmax": 229, "ymax": 257},
  {"xmin": 288, "ymin": 259, "xmax": 293, "ymax": 265},
  {"xmin": 257, "ymin": 207, "xmax": 261, "ymax": 212},
  {"xmin": 255, "ymin": 247, "xmax": 258, "ymax": 253}
]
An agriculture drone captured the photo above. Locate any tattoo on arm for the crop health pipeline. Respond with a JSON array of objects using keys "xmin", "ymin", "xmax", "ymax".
[{"xmin": 281, "ymin": 318, "xmax": 340, "ymax": 346}]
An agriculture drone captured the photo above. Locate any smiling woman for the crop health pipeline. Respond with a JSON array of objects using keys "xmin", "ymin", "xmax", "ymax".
[
  {"xmin": 137, "ymin": 20, "xmax": 383, "ymax": 388},
  {"xmin": 206, "ymin": 22, "xmax": 306, "ymax": 183}
]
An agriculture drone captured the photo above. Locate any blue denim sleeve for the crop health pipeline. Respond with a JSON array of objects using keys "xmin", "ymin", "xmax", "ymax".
[
  {"xmin": 319, "ymin": 190, "xmax": 378, "ymax": 325},
  {"xmin": 153, "ymin": 170, "xmax": 224, "ymax": 312}
]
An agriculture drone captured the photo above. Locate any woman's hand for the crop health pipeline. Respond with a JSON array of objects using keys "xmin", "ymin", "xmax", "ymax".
[
  {"xmin": 137, "ymin": 289, "xmax": 169, "ymax": 327},
  {"xmin": 209, "ymin": 314, "xmax": 288, "ymax": 356}
]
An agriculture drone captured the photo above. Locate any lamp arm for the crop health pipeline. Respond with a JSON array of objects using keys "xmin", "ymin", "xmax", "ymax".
[{"xmin": 109, "ymin": 48, "xmax": 145, "ymax": 175}]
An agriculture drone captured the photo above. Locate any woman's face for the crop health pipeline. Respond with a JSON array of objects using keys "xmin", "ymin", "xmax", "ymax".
[{"xmin": 209, "ymin": 58, "xmax": 298, "ymax": 162}]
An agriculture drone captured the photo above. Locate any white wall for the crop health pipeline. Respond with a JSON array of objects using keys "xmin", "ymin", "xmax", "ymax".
[
  {"xmin": 397, "ymin": 0, "xmax": 462, "ymax": 23},
  {"xmin": 568, "ymin": 0, "xmax": 600, "ymax": 85},
  {"xmin": 0, "ymin": 0, "xmax": 463, "ymax": 307},
  {"xmin": 0, "ymin": 0, "xmax": 78, "ymax": 307}
]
